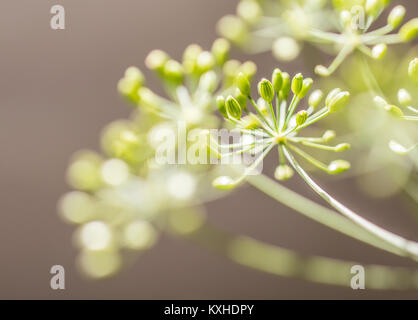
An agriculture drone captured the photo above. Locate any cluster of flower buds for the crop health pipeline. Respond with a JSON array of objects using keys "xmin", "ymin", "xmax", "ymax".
[
  {"xmin": 212, "ymin": 68, "xmax": 351, "ymax": 189},
  {"xmin": 218, "ymin": 0, "xmax": 417, "ymax": 76},
  {"xmin": 63, "ymin": 39, "xmax": 264, "ymax": 277},
  {"xmin": 314, "ymin": 2, "xmax": 417, "ymax": 76},
  {"xmin": 373, "ymin": 58, "xmax": 418, "ymax": 156},
  {"xmin": 61, "ymin": 148, "xmax": 207, "ymax": 277},
  {"xmin": 217, "ymin": 0, "xmax": 333, "ymax": 61},
  {"xmin": 117, "ymin": 39, "xmax": 256, "ymax": 128}
]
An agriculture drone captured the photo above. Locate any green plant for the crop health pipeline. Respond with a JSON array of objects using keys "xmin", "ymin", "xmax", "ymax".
[{"xmin": 59, "ymin": 0, "xmax": 418, "ymax": 289}]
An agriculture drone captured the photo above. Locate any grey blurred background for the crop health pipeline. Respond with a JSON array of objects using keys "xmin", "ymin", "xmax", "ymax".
[{"xmin": 0, "ymin": 0, "xmax": 417, "ymax": 299}]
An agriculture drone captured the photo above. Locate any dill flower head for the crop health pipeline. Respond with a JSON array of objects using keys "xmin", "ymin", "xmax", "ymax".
[
  {"xmin": 313, "ymin": 2, "xmax": 417, "ymax": 76},
  {"xmin": 212, "ymin": 68, "xmax": 351, "ymax": 190},
  {"xmin": 217, "ymin": 0, "xmax": 333, "ymax": 61},
  {"xmin": 118, "ymin": 38, "xmax": 256, "ymax": 129}
]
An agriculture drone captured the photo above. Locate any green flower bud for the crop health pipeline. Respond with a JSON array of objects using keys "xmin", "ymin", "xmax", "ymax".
[
  {"xmin": 199, "ymin": 71, "xmax": 217, "ymax": 93},
  {"xmin": 408, "ymin": 58, "xmax": 418, "ymax": 85},
  {"xmin": 117, "ymin": 67, "xmax": 144, "ymax": 102},
  {"xmin": 388, "ymin": 140, "xmax": 410, "ymax": 155},
  {"xmin": 397, "ymin": 88, "xmax": 412, "ymax": 106},
  {"xmin": 235, "ymin": 88, "xmax": 248, "ymax": 111},
  {"xmin": 183, "ymin": 44, "xmax": 202, "ymax": 73},
  {"xmin": 308, "ymin": 89, "xmax": 323, "ymax": 109},
  {"xmin": 325, "ymin": 88, "xmax": 342, "ymax": 106},
  {"xmin": 373, "ymin": 95, "xmax": 388, "ymax": 108},
  {"xmin": 384, "ymin": 104, "xmax": 404, "ymax": 117},
  {"xmin": 272, "ymin": 37, "xmax": 301, "ymax": 61},
  {"xmin": 67, "ymin": 151, "xmax": 103, "ymax": 191},
  {"xmin": 216, "ymin": 96, "xmax": 227, "ymax": 117},
  {"xmin": 212, "ymin": 176, "xmax": 237, "ymax": 190},
  {"xmin": 225, "ymin": 95, "xmax": 242, "ymax": 120},
  {"xmin": 335, "ymin": 143, "xmax": 351, "ymax": 152},
  {"xmin": 239, "ymin": 61, "xmax": 257, "ymax": 79},
  {"xmin": 236, "ymin": 72, "xmax": 251, "ymax": 96},
  {"xmin": 371, "ymin": 43, "xmax": 387, "ymax": 59},
  {"xmin": 124, "ymin": 66, "xmax": 144, "ymax": 85},
  {"xmin": 291, "ymin": 73, "xmax": 303, "ymax": 95},
  {"xmin": 258, "ymin": 78, "xmax": 275, "ymax": 102},
  {"xmin": 388, "ymin": 5, "xmax": 405, "ymax": 29},
  {"xmin": 296, "ymin": 110, "xmax": 308, "ymax": 126},
  {"xmin": 145, "ymin": 50, "xmax": 169, "ymax": 71},
  {"xmin": 163, "ymin": 60, "xmax": 183, "ymax": 84},
  {"xmin": 315, "ymin": 65, "xmax": 330, "ymax": 77},
  {"xmin": 211, "ymin": 38, "xmax": 230, "ymax": 65},
  {"xmin": 272, "ymin": 68, "xmax": 283, "ymax": 92},
  {"xmin": 237, "ymin": 0, "xmax": 262, "ymax": 24},
  {"xmin": 366, "ymin": 0, "xmax": 384, "ymax": 19},
  {"xmin": 327, "ymin": 91, "xmax": 350, "ymax": 113},
  {"xmin": 298, "ymin": 78, "xmax": 313, "ymax": 98},
  {"xmin": 280, "ymin": 72, "xmax": 291, "ymax": 100},
  {"xmin": 322, "ymin": 130, "xmax": 336, "ymax": 142},
  {"xmin": 217, "ymin": 15, "xmax": 248, "ymax": 44},
  {"xmin": 274, "ymin": 165, "xmax": 294, "ymax": 181},
  {"xmin": 328, "ymin": 160, "xmax": 350, "ymax": 174},
  {"xmin": 196, "ymin": 51, "xmax": 215, "ymax": 73},
  {"xmin": 399, "ymin": 18, "xmax": 418, "ymax": 42}
]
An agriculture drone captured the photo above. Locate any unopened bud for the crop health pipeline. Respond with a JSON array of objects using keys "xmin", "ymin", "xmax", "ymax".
[
  {"xmin": 335, "ymin": 143, "xmax": 350, "ymax": 152},
  {"xmin": 328, "ymin": 160, "xmax": 350, "ymax": 174},
  {"xmin": 274, "ymin": 165, "xmax": 294, "ymax": 181},
  {"xmin": 145, "ymin": 50, "xmax": 169, "ymax": 71},
  {"xmin": 211, "ymin": 38, "xmax": 230, "ymax": 65},
  {"xmin": 236, "ymin": 72, "xmax": 251, "ymax": 96},
  {"xmin": 258, "ymin": 78, "xmax": 275, "ymax": 102},
  {"xmin": 397, "ymin": 89, "xmax": 412, "ymax": 106},
  {"xmin": 291, "ymin": 73, "xmax": 303, "ymax": 95},
  {"xmin": 212, "ymin": 176, "xmax": 237, "ymax": 190},
  {"xmin": 399, "ymin": 18, "xmax": 418, "ymax": 42},
  {"xmin": 272, "ymin": 68, "xmax": 283, "ymax": 92},
  {"xmin": 384, "ymin": 104, "xmax": 404, "ymax": 117},
  {"xmin": 327, "ymin": 91, "xmax": 350, "ymax": 113},
  {"xmin": 298, "ymin": 78, "xmax": 313, "ymax": 98},
  {"xmin": 308, "ymin": 89, "xmax": 323, "ymax": 109},
  {"xmin": 280, "ymin": 72, "xmax": 291, "ymax": 100},
  {"xmin": 371, "ymin": 44, "xmax": 387, "ymax": 59},
  {"xmin": 225, "ymin": 95, "xmax": 242, "ymax": 120},
  {"xmin": 163, "ymin": 60, "xmax": 183, "ymax": 84},
  {"xmin": 296, "ymin": 110, "xmax": 308, "ymax": 126},
  {"xmin": 408, "ymin": 58, "xmax": 418, "ymax": 85},
  {"xmin": 315, "ymin": 65, "xmax": 330, "ymax": 77},
  {"xmin": 388, "ymin": 5, "xmax": 405, "ymax": 29}
]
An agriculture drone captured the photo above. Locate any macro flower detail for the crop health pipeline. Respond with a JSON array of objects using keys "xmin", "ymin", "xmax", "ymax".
[
  {"xmin": 54, "ymin": 0, "xmax": 418, "ymax": 291},
  {"xmin": 217, "ymin": 0, "xmax": 334, "ymax": 61},
  {"xmin": 212, "ymin": 69, "xmax": 351, "ymax": 189},
  {"xmin": 118, "ymin": 39, "xmax": 256, "ymax": 129},
  {"xmin": 374, "ymin": 58, "xmax": 418, "ymax": 156},
  {"xmin": 313, "ymin": 3, "xmax": 417, "ymax": 76}
]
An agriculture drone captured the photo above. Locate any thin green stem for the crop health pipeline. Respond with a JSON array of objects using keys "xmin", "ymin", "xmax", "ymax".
[
  {"xmin": 282, "ymin": 146, "xmax": 418, "ymax": 260},
  {"xmin": 286, "ymin": 144, "xmax": 331, "ymax": 173},
  {"xmin": 248, "ymin": 96, "xmax": 276, "ymax": 135},
  {"xmin": 246, "ymin": 174, "xmax": 407, "ymax": 257},
  {"xmin": 283, "ymin": 95, "xmax": 300, "ymax": 129},
  {"xmin": 268, "ymin": 101, "xmax": 279, "ymax": 132}
]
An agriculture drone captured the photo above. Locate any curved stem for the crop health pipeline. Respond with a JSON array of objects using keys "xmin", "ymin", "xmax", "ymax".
[
  {"xmin": 246, "ymin": 173, "xmax": 405, "ymax": 256},
  {"xmin": 181, "ymin": 221, "xmax": 418, "ymax": 289},
  {"xmin": 282, "ymin": 145, "xmax": 418, "ymax": 260}
]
